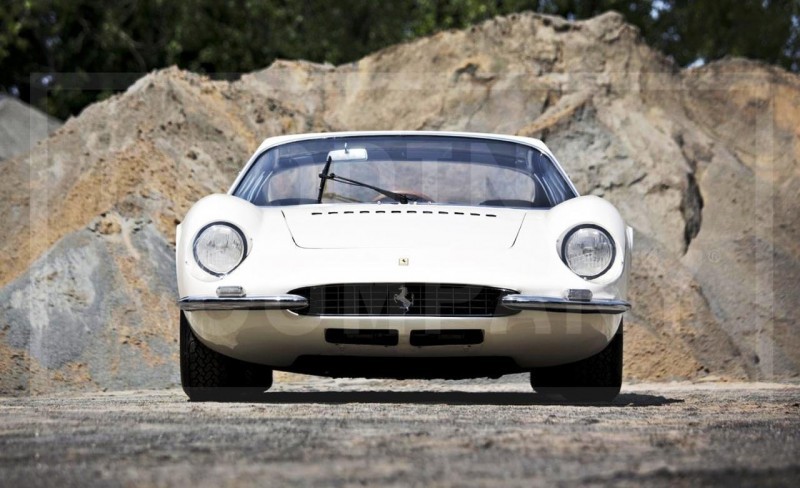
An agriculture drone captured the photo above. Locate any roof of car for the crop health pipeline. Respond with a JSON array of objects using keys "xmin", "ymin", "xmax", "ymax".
[{"xmin": 254, "ymin": 130, "xmax": 555, "ymax": 157}]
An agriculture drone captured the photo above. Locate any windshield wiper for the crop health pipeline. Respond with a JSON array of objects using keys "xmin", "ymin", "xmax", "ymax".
[
  {"xmin": 319, "ymin": 172, "xmax": 413, "ymax": 204},
  {"xmin": 317, "ymin": 156, "xmax": 333, "ymax": 203}
]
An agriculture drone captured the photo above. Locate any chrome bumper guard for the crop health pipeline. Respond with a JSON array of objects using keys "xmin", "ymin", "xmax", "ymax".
[
  {"xmin": 500, "ymin": 295, "xmax": 630, "ymax": 314},
  {"xmin": 179, "ymin": 294, "xmax": 628, "ymax": 314},
  {"xmin": 178, "ymin": 295, "xmax": 308, "ymax": 311}
]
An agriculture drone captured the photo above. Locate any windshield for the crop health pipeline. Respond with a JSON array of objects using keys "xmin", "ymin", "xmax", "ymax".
[{"xmin": 232, "ymin": 135, "xmax": 577, "ymax": 208}]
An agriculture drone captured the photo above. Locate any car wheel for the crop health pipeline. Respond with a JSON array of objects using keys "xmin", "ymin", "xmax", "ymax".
[
  {"xmin": 180, "ymin": 311, "xmax": 273, "ymax": 402},
  {"xmin": 530, "ymin": 321, "xmax": 623, "ymax": 403}
]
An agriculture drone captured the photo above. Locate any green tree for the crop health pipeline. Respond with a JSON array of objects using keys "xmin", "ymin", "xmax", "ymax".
[
  {"xmin": 1, "ymin": 0, "xmax": 797, "ymax": 119},
  {"xmin": 651, "ymin": 0, "xmax": 799, "ymax": 70}
]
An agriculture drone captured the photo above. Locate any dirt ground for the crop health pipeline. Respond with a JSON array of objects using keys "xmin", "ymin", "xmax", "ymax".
[{"xmin": 0, "ymin": 375, "xmax": 798, "ymax": 487}]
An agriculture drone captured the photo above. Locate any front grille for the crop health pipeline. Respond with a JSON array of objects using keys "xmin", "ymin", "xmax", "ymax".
[{"xmin": 290, "ymin": 283, "xmax": 519, "ymax": 317}]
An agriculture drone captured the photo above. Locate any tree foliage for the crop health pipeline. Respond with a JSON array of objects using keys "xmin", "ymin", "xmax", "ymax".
[{"xmin": 1, "ymin": 0, "xmax": 797, "ymax": 119}]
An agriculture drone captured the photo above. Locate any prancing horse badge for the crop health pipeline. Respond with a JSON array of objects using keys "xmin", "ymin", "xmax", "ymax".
[{"xmin": 393, "ymin": 285, "xmax": 414, "ymax": 314}]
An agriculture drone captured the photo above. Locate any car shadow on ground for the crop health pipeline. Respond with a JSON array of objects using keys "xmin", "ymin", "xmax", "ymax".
[{"xmin": 223, "ymin": 391, "xmax": 682, "ymax": 407}]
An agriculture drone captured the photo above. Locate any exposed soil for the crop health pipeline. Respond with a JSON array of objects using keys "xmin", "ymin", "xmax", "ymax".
[{"xmin": 1, "ymin": 377, "xmax": 798, "ymax": 487}]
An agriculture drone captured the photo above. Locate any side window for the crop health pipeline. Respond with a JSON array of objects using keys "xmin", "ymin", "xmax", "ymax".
[
  {"xmin": 529, "ymin": 150, "xmax": 576, "ymax": 205},
  {"xmin": 234, "ymin": 150, "xmax": 276, "ymax": 203}
]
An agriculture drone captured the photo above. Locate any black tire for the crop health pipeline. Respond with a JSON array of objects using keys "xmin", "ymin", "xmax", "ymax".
[
  {"xmin": 530, "ymin": 321, "xmax": 623, "ymax": 403},
  {"xmin": 180, "ymin": 311, "xmax": 273, "ymax": 402}
]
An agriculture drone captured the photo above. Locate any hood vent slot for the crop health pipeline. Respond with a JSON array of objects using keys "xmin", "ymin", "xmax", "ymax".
[{"xmin": 310, "ymin": 209, "xmax": 497, "ymax": 218}]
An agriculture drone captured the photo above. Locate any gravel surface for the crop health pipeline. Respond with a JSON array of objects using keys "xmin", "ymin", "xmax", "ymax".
[{"xmin": 1, "ymin": 376, "xmax": 799, "ymax": 487}]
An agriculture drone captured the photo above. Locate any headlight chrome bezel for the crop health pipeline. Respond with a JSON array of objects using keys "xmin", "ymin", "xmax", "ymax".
[
  {"xmin": 192, "ymin": 222, "xmax": 248, "ymax": 277},
  {"xmin": 560, "ymin": 224, "xmax": 616, "ymax": 280}
]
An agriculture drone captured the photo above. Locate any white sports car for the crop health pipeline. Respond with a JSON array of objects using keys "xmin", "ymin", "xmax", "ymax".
[{"xmin": 177, "ymin": 131, "xmax": 631, "ymax": 402}]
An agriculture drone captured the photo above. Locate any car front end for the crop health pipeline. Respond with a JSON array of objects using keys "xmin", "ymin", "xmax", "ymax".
[{"xmin": 176, "ymin": 131, "xmax": 631, "ymax": 401}]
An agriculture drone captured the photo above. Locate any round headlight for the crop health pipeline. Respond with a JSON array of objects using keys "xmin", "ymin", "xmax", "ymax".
[
  {"xmin": 193, "ymin": 223, "xmax": 246, "ymax": 276},
  {"xmin": 561, "ymin": 225, "xmax": 615, "ymax": 279}
]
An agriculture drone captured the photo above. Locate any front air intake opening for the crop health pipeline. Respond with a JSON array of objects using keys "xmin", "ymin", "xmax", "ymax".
[
  {"xmin": 410, "ymin": 329, "xmax": 484, "ymax": 347},
  {"xmin": 325, "ymin": 328, "xmax": 399, "ymax": 346},
  {"xmin": 291, "ymin": 283, "xmax": 520, "ymax": 317}
]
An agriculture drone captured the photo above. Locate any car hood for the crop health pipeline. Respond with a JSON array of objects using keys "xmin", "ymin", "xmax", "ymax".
[{"xmin": 281, "ymin": 204, "xmax": 527, "ymax": 249}]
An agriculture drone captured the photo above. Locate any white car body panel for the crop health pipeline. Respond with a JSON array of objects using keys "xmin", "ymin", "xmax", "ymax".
[
  {"xmin": 177, "ymin": 131, "xmax": 631, "ymax": 372},
  {"xmin": 184, "ymin": 311, "xmax": 619, "ymax": 369},
  {"xmin": 281, "ymin": 205, "xmax": 524, "ymax": 249}
]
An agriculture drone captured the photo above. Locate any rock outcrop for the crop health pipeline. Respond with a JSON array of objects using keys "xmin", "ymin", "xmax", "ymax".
[
  {"xmin": 1, "ymin": 11, "xmax": 798, "ymax": 394},
  {"xmin": 0, "ymin": 96, "xmax": 61, "ymax": 161}
]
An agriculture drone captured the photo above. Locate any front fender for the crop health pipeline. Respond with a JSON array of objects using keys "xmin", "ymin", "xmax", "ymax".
[
  {"xmin": 176, "ymin": 194, "xmax": 287, "ymax": 294},
  {"xmin": 512, "ymin": 195, "xmax": 631, "ymax": 301}
]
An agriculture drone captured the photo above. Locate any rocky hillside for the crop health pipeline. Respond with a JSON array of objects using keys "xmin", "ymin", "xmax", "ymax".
[
  {"xmin": 1, "ymin": 11, "xmax": 798, "ymax": 394},
  {"xmin": 0, "ymin": 96, "xmax": 61, "ymax": 161}
]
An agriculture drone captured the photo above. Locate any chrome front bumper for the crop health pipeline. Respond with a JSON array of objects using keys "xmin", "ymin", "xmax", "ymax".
[
  {"xmin": 500, "ymin": 295, "xmax": 630, "ymax": 314},
  {"xmin": 178, "ymin": 295, "xmax": 308, "ymax": 311},
  {"xmin": 178, "ymin": 293, "xmax": 629, "ymax": 314}
]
